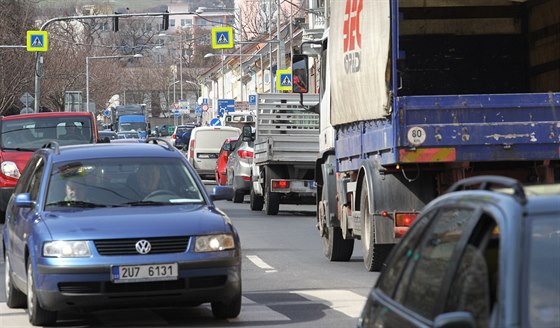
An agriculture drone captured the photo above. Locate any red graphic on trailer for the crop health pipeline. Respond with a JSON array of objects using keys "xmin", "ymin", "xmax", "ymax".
[{"xmin": 343, "ymin": 0, "xmax": 362, "ymax": 53}]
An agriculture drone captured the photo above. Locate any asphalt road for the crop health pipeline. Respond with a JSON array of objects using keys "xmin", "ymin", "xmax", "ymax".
[{"xmin": 0, "ymin": 183, "xmax": 379, "ymax": 328}]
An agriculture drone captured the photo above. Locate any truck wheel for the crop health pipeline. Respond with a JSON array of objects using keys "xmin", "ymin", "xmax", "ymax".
[
  {"xmin": 233, "ymin": 189, "xmax": 244, "ymax": 203},
  {"xmin": 323, "ymin": 227, "xmax": 354, "ymax": 261},
  {"xmin": 360, "ymin": 182, "xmax": 392, "ymax": 272},
  {"xmin": 264, "ymin": 187, "xmax": 280, "ymax": 215},
  {"xmin": 250, "ymin": 188, "xmax": 264, "ymax": 211},
  {"xmin": 319, "ymin": 185, "xmax": 354, "ymax": 261}
]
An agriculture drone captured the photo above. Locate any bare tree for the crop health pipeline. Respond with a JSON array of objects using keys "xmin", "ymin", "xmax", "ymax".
[{"xmin": 0, "ymin": 0, "xmax": 38, "ymax": 115}]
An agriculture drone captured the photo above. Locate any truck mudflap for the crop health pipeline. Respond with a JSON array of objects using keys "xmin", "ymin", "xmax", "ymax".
[{"xmin": 270, "ymin": 179, "xmax": 316, "ymax": 194}]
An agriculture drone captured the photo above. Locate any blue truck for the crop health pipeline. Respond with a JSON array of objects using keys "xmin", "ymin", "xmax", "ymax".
[
  {"xmin": 112, "ymin": 104, "xmax": 148, "ymax": 138},
  {"xmin": 297, "ymin": 0, "xmax": 560, "ymax": 271}
]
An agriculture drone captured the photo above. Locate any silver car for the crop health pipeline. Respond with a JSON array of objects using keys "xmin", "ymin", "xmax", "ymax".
[{"xmin": 226, "ymin": 140, "xmax": 254, "ymax": 203}]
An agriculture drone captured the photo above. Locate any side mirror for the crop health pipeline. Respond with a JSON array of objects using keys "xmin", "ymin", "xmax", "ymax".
[
  {"xmin": 242, "ymin": 124, "xmax": 253, "ymax": 142},
  {"xmin": 292, "ymin": 54, "xmax": 309, "ymax": 94},
  {"xmin": 15, "ymin": 193, "xmax": 35, "ymax": 208}
]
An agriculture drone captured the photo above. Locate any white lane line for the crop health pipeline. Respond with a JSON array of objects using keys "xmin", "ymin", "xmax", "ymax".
[
  {"xmin": 291, "ymin": 290, "xmax": 367, "ymax": 318},
  {"xmin": 246, "ymin": 255, "xmax": 277, "ymax": 272}
]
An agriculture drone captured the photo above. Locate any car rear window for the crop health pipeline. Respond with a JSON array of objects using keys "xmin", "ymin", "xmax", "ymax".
[
  {"xmin": 1, "ymin": 116, "xmax": 94, "ymax": 149},
  {"xmin": 195, "ymin": 130, "xmax": 240, "ymax": 149}
]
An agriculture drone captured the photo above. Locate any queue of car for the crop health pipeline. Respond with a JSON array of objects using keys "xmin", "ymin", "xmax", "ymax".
[{"xmin": 3, "ymin": 115, "xmax": 559, "ymax": 327}]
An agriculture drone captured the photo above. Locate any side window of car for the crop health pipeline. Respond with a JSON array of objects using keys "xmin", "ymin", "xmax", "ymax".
[
  {"xmin": 28, "ymin": 159, "xmax": 45, "ymax": 200},
  {"xmin": 377, "ymin": 210, "xmax": 435, "ymax": 296},
  {"xmin": 444, "ymin": 214, "xmax": 498, "ymax": 328},
  {"xmin": 397, "ymin": 207, "xmax": 476, "ymax": 319},
  {"xmin": 14, "ymin": 156, "xmax": 41, "ymax": 195}
]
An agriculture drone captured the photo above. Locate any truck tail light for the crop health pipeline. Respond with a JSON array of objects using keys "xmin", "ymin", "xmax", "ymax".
[
  {"xmin": 272, "ymin": 180, "xmax": 290, "ymax": 189},
  {"xmin": 238, "ymin": 149, "xmax": 254, "ymax": 158},
  {"xmin": 396, "ymin": 213, "xmax": 417, "ymax": 227},
  {"xmin": 172, "ymin": 133, "xmax": 176, "ymax": 139}
]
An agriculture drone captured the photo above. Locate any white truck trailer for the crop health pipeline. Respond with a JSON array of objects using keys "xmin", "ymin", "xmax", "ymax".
[{"xmin": 250, "ymin": 93, "xmax": 320, "ymax": 215}]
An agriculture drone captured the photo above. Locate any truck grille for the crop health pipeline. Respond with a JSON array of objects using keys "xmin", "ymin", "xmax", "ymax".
[{"xmin": 94, "ymin": 236, "xmax": 189, "ymax": 255}]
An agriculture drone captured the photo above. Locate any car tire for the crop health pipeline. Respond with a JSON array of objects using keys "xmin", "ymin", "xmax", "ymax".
[
  {"xmin": 27, "ymin": 262, "xmax": 57, "ymax": 326},
  {"xmin": 250, "ymin": 187, "xmax": 264, "ymax": 211},
  {"xmin": 211, "ymin": 291, "xmax": 242, "ymax": 319},
  {"xmin": 5, "ymin": 252, "xmax": 26, "ymax": 308}
]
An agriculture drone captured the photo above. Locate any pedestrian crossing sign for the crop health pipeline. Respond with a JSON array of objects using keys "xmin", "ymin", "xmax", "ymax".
[
  {"xmin": 211, "ymin": 27, "xmax": 234, "ymax": 49},
  {"xmin": 26, "ymin": 30, "xmax": 48, "ymax": 52},
  {"xmin": 276, "ymin": 70, "xmax": 293, "ymax": 91}
]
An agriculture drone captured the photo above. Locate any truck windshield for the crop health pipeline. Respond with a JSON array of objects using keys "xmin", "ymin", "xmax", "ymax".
[{"xmin": 119, "ymin": 122, "xmax": 146, "ymax": 132}]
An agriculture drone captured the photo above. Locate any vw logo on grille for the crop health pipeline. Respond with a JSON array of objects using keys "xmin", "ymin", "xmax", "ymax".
[{"xmin": 135, "ymin": 240, "xmax": 152, "ymax": 254}]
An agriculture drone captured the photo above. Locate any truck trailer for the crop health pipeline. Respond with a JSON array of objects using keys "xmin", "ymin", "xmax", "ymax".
[
  {"xmin": 298, "ymin": 0, "xmax": 560, "ymax": 271},
  {"xmin": 250, "ymin": 93, "xmax": 320, "ymax": 215}
]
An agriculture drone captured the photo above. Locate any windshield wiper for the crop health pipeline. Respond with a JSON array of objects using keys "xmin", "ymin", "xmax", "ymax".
[
  {"xmin": 3, "ymin": 147, "xmax": 37, "ymax": 151},
  {"xmin": 122, "ymin": 201, "xmax": 168, "ymax": 206},
  {"xmin": 46, "ymin": 200, "xmax": 108, "ymax": 208}
]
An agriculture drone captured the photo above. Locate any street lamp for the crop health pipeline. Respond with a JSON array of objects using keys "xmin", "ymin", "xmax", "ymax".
[
  {"xmin": 204, "ymin": 53, "xmax": 264, "ymax": 99},
  {"xmin": 85, "ymin": 54, "xmax": 143, "ymax": 112}
]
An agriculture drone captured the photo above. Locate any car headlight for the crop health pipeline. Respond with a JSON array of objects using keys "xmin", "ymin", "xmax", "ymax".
[
  {"xmin": 43, "ymin": 241, "xmax": 91, "ymax": 257},
  {"xmin": 1, "ymin": 161, "xmax": 21, "ymax": 179},
  {"xmin": 194, "ymin": 234, "xmax": 235, "ymax": 252}
]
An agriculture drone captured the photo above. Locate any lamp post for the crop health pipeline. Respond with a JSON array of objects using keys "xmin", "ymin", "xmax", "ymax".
[
  {"xmin": 204, "ymin": 53, "xmax": 264, "ymax": 99},
  {"xmin": 86, "ymin": 54, "xmax": 142, "ymax": 113}
]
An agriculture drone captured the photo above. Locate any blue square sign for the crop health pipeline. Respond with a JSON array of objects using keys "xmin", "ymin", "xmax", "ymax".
[{"xmin": 248, "ymin": 95, "xmax": 256, "ymax": 106}]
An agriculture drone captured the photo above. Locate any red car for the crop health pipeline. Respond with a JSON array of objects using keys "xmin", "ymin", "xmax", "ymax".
[
  {"xmin": 0, "ymin": 111, "xmax": 98, "ymax": 223},
  {"xmin": 215, "ymin": 138, "xmax": 238, "ymax": 185}
]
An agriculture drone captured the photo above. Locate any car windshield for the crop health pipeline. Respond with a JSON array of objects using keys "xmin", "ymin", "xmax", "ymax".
[
  {"xmin": 525, "ymin": 215, "xmax": 560, "ymax": 328},
  {"xmin": 45, "ymin": 157, "xmax": 204, "ymax": 208},
  {"xmin": 1, "ymin": 117, "xmax": 93, "ymax": 149}
]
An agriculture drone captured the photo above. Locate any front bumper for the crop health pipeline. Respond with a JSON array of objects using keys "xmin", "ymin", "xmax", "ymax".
[{"xmin": 35, "ymin": 257, "xmax": 241, "ymax": 312}]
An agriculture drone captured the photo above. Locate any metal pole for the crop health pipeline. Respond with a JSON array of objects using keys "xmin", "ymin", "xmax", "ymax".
[
  {"xmin": 269, "ymin": 0, "xmax": 273, "ymax": 93},
  {"xmin": 86, "ymin": 57, "xmax": 90, "ymax": 113},
  {"xmin": 221, "ymin": 49, "xmax": 225, "ymax": 99},
  {"xmin": 179, "ymin": 34, "xmax": 183, "ymax": 101},
  {"xmin": 260, "ymin": 54, "xmax": 264, "ymax": 92},
  {"xmin": 239, "ymin": 43, "xmax": 243, "ymax": 101},
  {"xmin": 34, "ymin": 54, "xmax": 41, "ymax": 112}
]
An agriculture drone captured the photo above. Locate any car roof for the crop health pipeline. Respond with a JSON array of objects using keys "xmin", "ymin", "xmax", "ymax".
[
  {"xmin": 41, "ymin": 142, "xmax": 182, "ymax": 163},
  {"xmin": 1, "ymin": 112, "xmax": 92, "ymax": 121},
  {"xmin": 427, "ymin": 176, "xmax": 560, "ymax": 220}
]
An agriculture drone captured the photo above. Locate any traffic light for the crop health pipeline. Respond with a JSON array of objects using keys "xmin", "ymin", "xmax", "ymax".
[
  {"xmin": 113, "ymin": 12, "xmax": 119, "ymax": 32},
  {"xmin": 162, "ymin": 10, "xmax": 169, "ymax": 30}
]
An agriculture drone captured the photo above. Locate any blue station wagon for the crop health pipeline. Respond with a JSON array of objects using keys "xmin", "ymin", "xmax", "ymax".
[{"xmin": 2, "ymin": 139, "xmax": 240, "ymax": 326}]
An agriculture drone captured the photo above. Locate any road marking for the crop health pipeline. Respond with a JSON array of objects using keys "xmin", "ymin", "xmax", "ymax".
[
  {"xmin": 246, "ymin": 255, "xmax": 277, "ymax": 272},
  {"xmin": 290, "ymin": 290, "xmax": 367, "ymax": 318}
]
